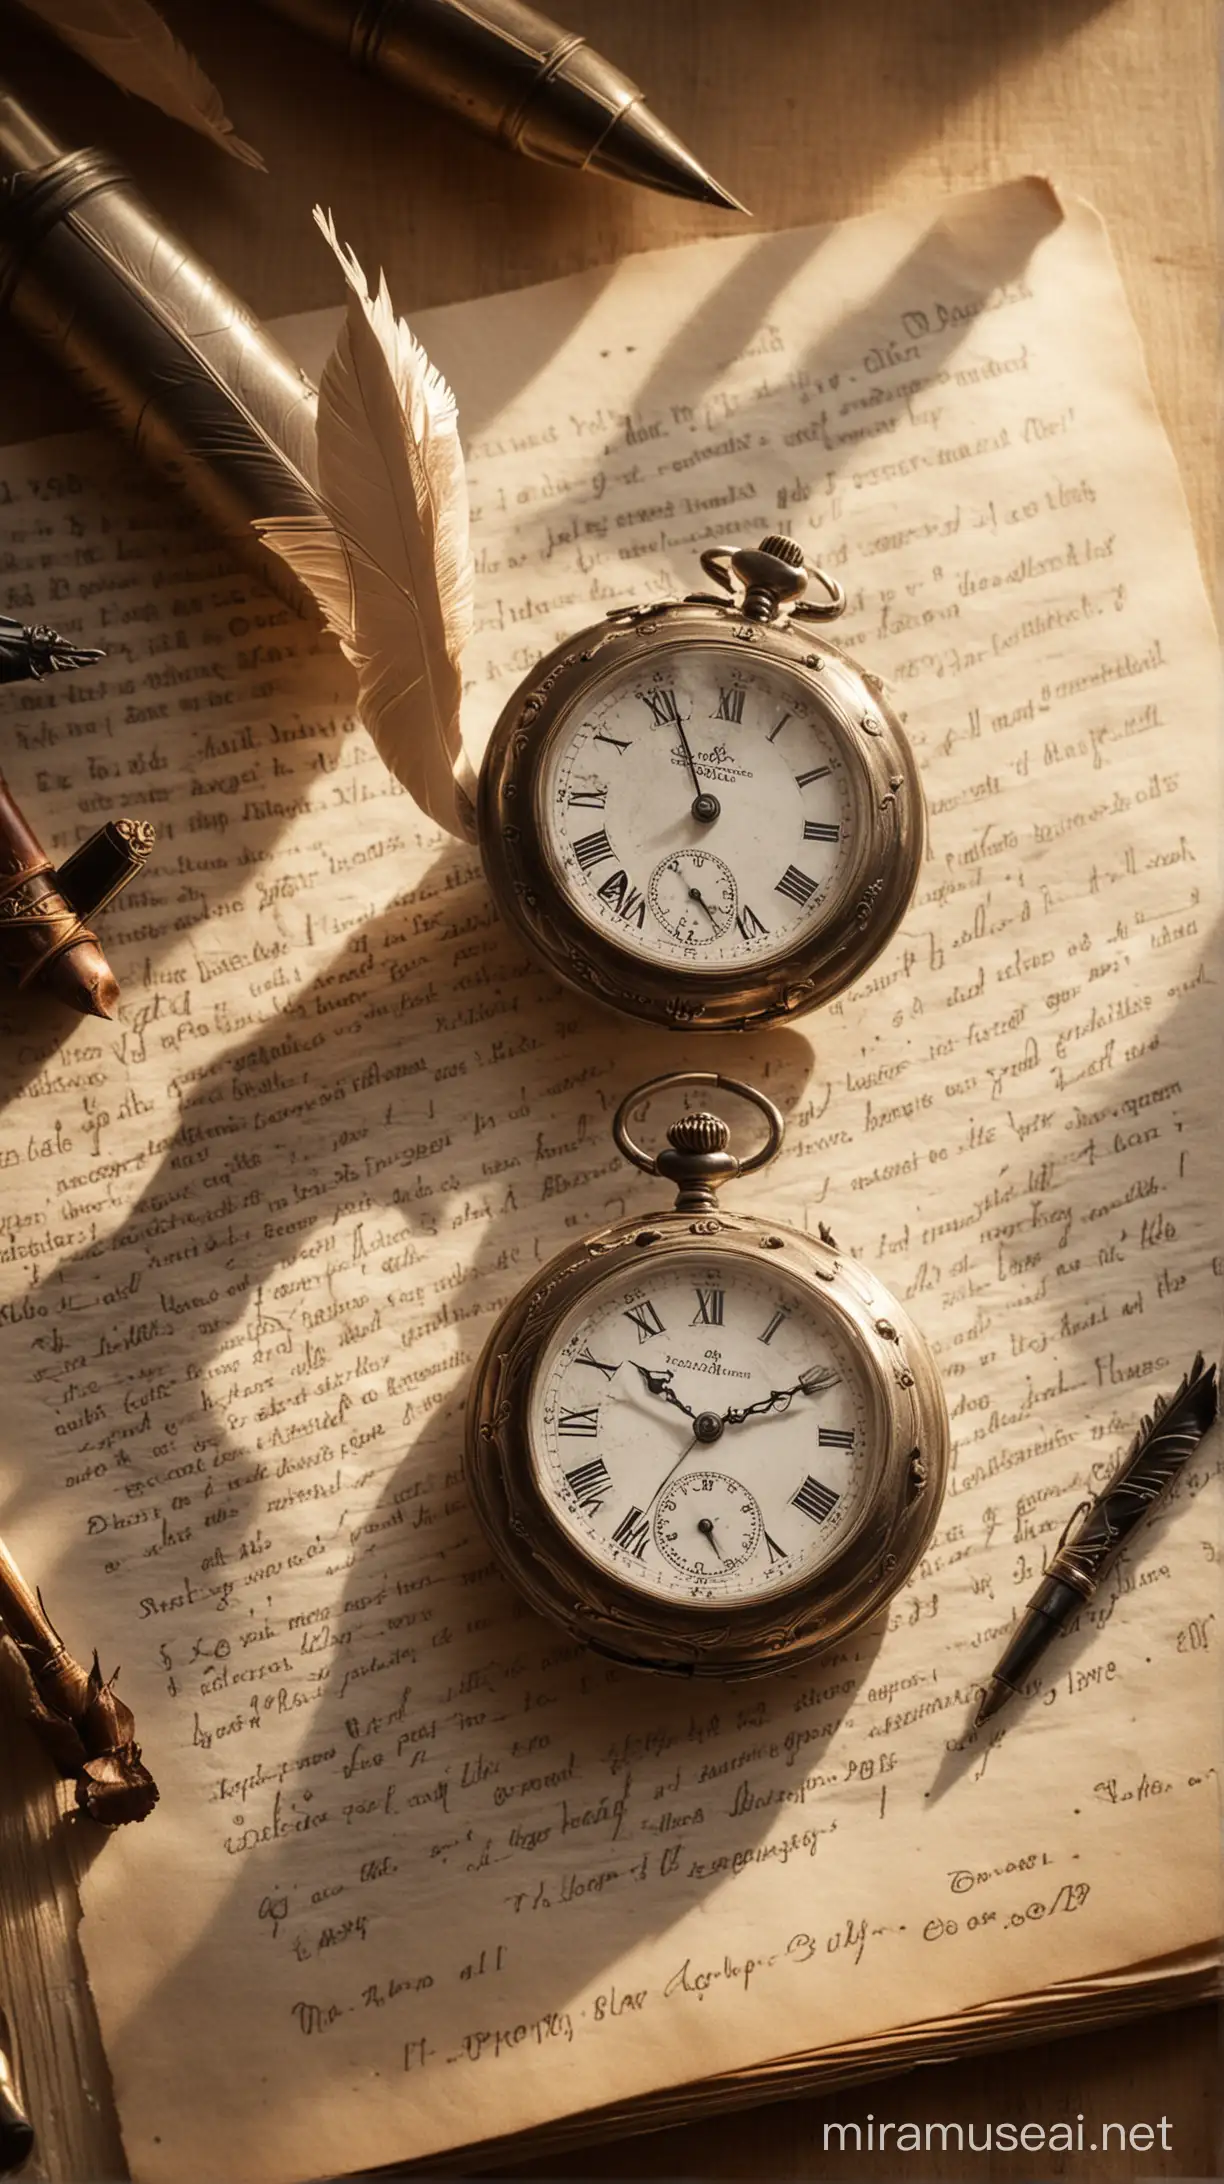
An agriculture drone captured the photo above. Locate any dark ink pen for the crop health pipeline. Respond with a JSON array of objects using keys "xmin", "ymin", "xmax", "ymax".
[{"xmin": 976, "ymin": 1353, "xmax": 1218, "ymax": 1726}]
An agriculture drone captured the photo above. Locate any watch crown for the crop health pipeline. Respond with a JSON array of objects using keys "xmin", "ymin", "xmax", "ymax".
[
  {"xmin": 667, "ymin": 1110, "xmax": 731, "ymax": 1157},
  {"xmin": 756, "ymin": 534, "xmax": 805, "ymax": 569}
]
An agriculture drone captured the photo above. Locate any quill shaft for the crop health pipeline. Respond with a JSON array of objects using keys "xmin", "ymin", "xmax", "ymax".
[
  {"xmin": 0, "ymin": 85, "xmax": 321, "ymax": 617},
  {"xmin": 975, "ymin": 1354, "xmax": 1218, "ymax": 1723},
  {"xmin": 0, "ymin": 1534, "xmax": 56, "ymax": 1661},
  {"xmin": 14, "ymin": 0, "xmax": 264, "ymax": 167}
]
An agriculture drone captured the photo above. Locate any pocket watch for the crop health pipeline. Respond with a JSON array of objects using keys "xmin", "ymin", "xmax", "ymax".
[
  {"xmin": 477, "ymin": 536, "xmax": 925, "ymax": 1032},
  {"xmin": 465, "ymin": 1073, "xmax": 949, "ymax": 1677}
]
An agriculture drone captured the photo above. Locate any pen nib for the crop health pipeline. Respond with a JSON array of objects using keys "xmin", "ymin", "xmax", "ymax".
[
  {"xmin": 973, "ymin": 1678, "xmax": 1013, "ymax": 1728},
  {"xmin": 587, "ymin": 98, "xmax": 749, "ymax": 214},
  {"xmin": 970, "ymin": 1677, "xmax": 1009, "ymax": 1729},
  {"xmin": 83, "ymin": 964, "xmax": 121, "ymax": 1019},
  {"xmin": 695, "ymin": 175, "xmax": 751, "ymax": 216}
]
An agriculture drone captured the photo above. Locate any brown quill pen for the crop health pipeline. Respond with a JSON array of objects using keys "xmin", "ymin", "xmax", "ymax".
[
  {"xmin": 0, "ymin": 1534, "xmax": 157, "ymax": 1825},
  {"xmin": 13, "ymin": 0, "xmax": 264, "ymax": 166}
]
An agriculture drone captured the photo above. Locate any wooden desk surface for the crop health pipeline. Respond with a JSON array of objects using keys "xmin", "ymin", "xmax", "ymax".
[{"xmin": 0, "ymin": 0, "xmax": 1218, "ymax": 2175}]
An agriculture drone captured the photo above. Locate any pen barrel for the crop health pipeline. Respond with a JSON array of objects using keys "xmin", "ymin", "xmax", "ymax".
[
  {"xmin": 0, "ymin": 85, "xmax": 322, "ymax": 619},
  {"xmin": 56, "ymin": 818, "xmax": 157, "ymax": 923},
  {"xmin": 990, "ymin": 1576, "xmax": 1084, "ymax": 1695},
  {"xmin": 1048, "ymin": 1446, "xmax": 1197, "ymax": 1593},
  {"xmin": 0, "ymin": 770, "xmax": 112, "ymax": 1006},
  {"xmin": 261, "ymin": 0, "xmax": 639, "ymax": 168}
]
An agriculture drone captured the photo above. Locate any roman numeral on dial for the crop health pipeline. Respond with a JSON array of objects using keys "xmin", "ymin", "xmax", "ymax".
[
  {"xmin": 558, "ymin": 1407, "xmax": 600, "ymax": 1436},
  {"xmin": 624, "ymin": 1299, "xmax": 665, "ymax": 1342},
  {"xmin": 792, "ymin": 1474, "xmax": 840, "ymax": 1524},
  {"xmin": 759, "ymin": 1308, "xmax": 789, "ymax": 1345},
  {"xmin": 714, "ymin": 686, "xmax": 745, "ymax": 723},
  {"xmin": 611, "ymin": 1505, "xmax": 651, "ymax": 1557},
  {"xmin": 775, "ymin": 864, "xmax": 817, "ymax": 907},
  {"xmin": 594, "ymin": 730, "xmax": 632, "ymax": 755},
  {"xmin": 596, "ymin": 868, "xmax": 647, "ymax": 927},
  {"xmin": 795, "ymin": 765, "xmax": 831, "ymax": 788},
  {"xmin": 573, "ymin": 828, "xmax": 614, "ymax": 872},
  {"xmin": 575, "ymin": 1348, "xmax": 618, "ymax": 1380},
  {"xmin": 565, "ymin": 1456, "xmax": 612, "ymax": 1514},
  {"xmin": 767, "ymin": 711, "xmax": 793, "ymax": 743},
  {"xmin": 639, "ymin": 686, "xmax": 681, "ymax": 726},
  {"xmin": 567, "ymin": 785, "xmax": 607, "ymax": 809},
  {"xmin": 735, "ymin": 903, "xmax": 769, "ymax": 941},
  {"xmin": 818, "ymin": 1425, "xmax": 854, "ymax": 1449},
  {"xmin": 803, "ymin": 820, "xmax": 841, "ymax": 843},
  {"xmin": 691, "ymin": 1286, "xmax": 724, "ymax": 1326}
]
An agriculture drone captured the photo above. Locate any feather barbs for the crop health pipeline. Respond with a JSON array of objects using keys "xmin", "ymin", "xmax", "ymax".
[
  {"xmin": 15, "ymin": 0, "xmax": 265, "ymax": 167},
  {"xmin": 258, "ymin": 211, "xmax": 478, "ymax": 841}
]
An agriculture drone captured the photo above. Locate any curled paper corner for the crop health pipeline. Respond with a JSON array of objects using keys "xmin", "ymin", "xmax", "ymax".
[
  {"xmin": 923, "ymin": 175, "xmax": 1067, "ymax": 301},
  {"xmin": 1014, "ymin": 172, "xmax": 1068, "ymax": 221}
]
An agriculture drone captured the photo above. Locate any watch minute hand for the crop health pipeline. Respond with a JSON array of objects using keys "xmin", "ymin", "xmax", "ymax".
[
  {"xmin": 673, "ymin": 711, "xmax": 719, "ymax": 825},
  {"xmin": 723, "ymin": 1366, "xmax": 841, "ymax": 1426}
]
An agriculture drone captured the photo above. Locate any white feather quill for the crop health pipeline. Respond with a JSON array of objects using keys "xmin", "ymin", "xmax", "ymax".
[
  {"xmin": 15, "ymin": 0, "xmax": 265, "ymax": 168},
  {"xmin": 258, "ymin": 210, "xmax": 477, "ymax": 841}
]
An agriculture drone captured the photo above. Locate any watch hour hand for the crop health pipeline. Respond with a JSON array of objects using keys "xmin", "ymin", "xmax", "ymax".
[{"xmin": 632, "ymin": 1363, "xmax": 698, "ymax": 1422}]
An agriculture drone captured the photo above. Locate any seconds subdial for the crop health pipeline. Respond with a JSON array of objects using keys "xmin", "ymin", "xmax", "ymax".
[
  {"xmin": 648, "ymin": 848, "xmax": 737, "ymax": 943},
  {"xmin": 655, "ymin": 1471, "xmax": 762, "ymax": 1575}
]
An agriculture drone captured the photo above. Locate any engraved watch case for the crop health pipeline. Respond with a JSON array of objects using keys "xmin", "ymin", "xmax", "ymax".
[
  {"xmin": 476, "ymin": 538, "xmax": 926, "ymax": 1033},
  {"xmin": 464, "ymin": 1074, "xmax": 949, "ymax": 1677}
]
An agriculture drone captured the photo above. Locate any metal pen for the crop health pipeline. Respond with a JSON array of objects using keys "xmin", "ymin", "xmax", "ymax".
[
  {"xmin": 257, "ymin": 0, "xmax": 746, "ymax": 209},
  {"xmin": 0, "ymin": 84, "xmax": 321, "ymax": 617}
]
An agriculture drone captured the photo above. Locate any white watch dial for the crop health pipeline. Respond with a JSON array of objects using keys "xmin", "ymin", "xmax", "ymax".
[
  {"xmin": 530, "ymin": 1253, "xmax": 873, "ymax": 1605},
  {"xmin": 540, "ymin": 647, "xmax": 857, "ymax": 969}
]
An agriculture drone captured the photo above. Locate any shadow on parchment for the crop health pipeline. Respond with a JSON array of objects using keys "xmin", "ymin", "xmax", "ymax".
[
  {"xmin": 3, "ymin": 841, "xmax": 903, "ymax": 2171},
  {"xmin": 923, "ymin": 904, "xmax": 1223, "ymax": 1810},
  {"xmin": 0, "ymin": 170, "xmax": 1063, "ymax": 1071},
  {"xmin": 0, "ymin": 0, "xmax": 1114, "ymax": 431},
  {"xmin": 429, "ymin": 180, "xmax": 1064, "ymax": 655},
  {"xmin": 922, "ymin": 904, "xmax": 1215, "ymax": 1808},
  {"xmin": 0, "ymin": 97, "xmax": 1141, "ymax": 2166}
]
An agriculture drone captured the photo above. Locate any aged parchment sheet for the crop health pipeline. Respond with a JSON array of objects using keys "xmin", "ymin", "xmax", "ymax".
[{"xmin": 0, "ymin": 182, "xmax": 1219, "ymax": 2182}]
